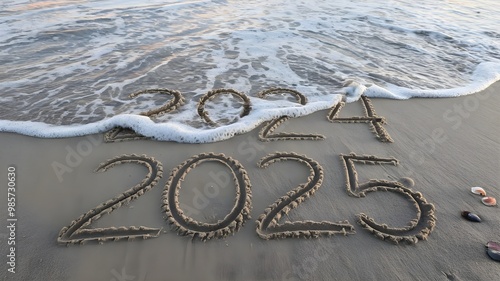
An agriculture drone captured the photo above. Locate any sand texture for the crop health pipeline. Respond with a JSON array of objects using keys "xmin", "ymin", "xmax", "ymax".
[{"xmin": 0, "ymin": 82, "xmax": 499, "ymax": 281}]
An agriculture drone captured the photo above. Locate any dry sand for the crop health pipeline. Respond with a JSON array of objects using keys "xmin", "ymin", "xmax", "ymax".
[{"xmin": 1, "ymin": 82, "xmax": 499, "ymax": 281}]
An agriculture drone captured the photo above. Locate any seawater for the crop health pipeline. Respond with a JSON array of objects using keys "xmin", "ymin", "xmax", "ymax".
[{"xmin": 0, "ymin": 0, "xmax": 499, "ymax": 142}]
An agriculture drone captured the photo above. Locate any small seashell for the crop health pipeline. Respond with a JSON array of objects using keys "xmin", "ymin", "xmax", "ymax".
[
  {"xmin": 486, "ymin": 241, "xmax": 500, "ymax": 252},
  {"xmin": 486, "ymin": 242, "xmax": 500, "ymax": 262},
  {"xmin": 487, "ymin": 248, "xmax": 500, "ymax": 262},
  {"xmin": 461, "ymin": 211, "xmax": 481, "ymax": 222},
  {"xmin": 481, "ymin": 196, "xmax": 497, "ymax": 206},
  {"xmin": 471, "ymin": 187, "xmax": 486, "ymax": 196}
]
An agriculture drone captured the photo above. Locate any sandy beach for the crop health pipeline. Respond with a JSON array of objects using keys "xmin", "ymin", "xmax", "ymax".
[{"xmin": 1, "ymin": 82, "xmax": 499, "ymax": 281}]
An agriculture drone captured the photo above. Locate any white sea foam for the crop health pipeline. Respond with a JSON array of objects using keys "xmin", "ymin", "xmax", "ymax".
[
  {"xmin": 0, "ymin": 95, "xmax": 341, "ymax": 143},
  {"xmin": 364, "ymin": 62, "xmax": 500, "ymax": 99}
]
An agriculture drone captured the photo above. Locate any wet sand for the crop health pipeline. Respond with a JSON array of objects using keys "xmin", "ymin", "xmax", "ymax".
[{"xmin": 1, "ymin": 82, "xmax": 499, "ymax": 281}]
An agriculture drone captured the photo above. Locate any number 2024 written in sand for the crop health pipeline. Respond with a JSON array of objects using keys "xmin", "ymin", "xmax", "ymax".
[
  {"xmin": 103, "ymin": 88, "xmax": 392, "ymax": 143},
  {"xmin": 58, "ymin": 88, "xmax": 435, "ymax": 246}
]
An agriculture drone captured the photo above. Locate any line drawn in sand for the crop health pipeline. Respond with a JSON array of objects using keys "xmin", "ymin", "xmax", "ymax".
[
  {"xmin": 328, "ymin": 95, "xmax": 393, "ymax": 142},
  {"xmin": 162, "ymin": 153, "xmax": 252, "ymax": 241},
  {"xmin": 341, "ymin": 153, "xmax": 436, "ymax": 244},
  {"xmin": 256, "ymin": 152, "xmax": 355, "ymax": 240},
  {"xmin": 57, "ymin": 154, "xmax": 164, "ymax": 245},
  {"xmin": 104, "ymin": 89, "xmax": 185, "ymax": 142},
  {"xmin": 197, "ymin": 88, "xmax": 252, "ymax": 127},
  {"xmin": 258, "ymin": 88, "xmax": 325, "ymax": 141}
]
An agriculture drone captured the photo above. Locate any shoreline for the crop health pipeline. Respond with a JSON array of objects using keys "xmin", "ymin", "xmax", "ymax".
[
  {"xmin": 1, "ymin": 70, "xmax": 500, "ymax": 143},
  {"xmin": 1, "ymin": 82, "xmax": 499, "ymax": 281}
]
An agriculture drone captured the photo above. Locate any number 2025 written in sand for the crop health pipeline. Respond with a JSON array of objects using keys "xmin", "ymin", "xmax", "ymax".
[{"xmin": 58, "ymin": 88, "xmax": 436, "ymax": 246}]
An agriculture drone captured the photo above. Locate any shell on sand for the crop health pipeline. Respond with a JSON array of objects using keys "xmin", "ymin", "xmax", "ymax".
[
  {"xmin": 481, "ymin": 196, "xmax": 496, "ymax": 206},
  {"xmin": 461, "ymin": 211, "xmax": 481, "ymax": 222},
  {"xmin": 471, "ymin": 186, "xmax": 486, "ymax": 196},
  {"xmin": 486, "ymin": 241, "xmax": 500, "ymax": 262},
  {"xmin": 486, "ymin": 241, "xmax": 500, "ymax": 252},
  {"xmin": 487, "ymin": 248, "xmax": 500, "ymax": 262}
]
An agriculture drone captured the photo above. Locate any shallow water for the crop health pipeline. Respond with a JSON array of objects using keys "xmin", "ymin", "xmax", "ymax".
[{"xmin": 0, "ymin": 0, "xmax": 499, "ymax": 142}]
